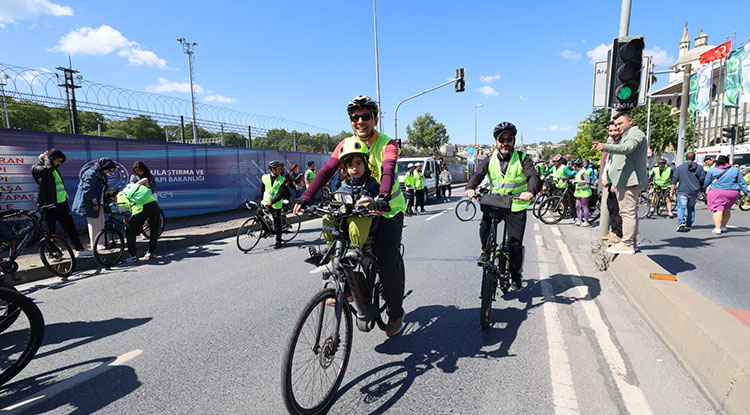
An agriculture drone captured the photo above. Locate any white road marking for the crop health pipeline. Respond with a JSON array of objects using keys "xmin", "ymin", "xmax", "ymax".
[
  {"xmin": 1, "ymin": 349, "xmax": 143, "ymax": 414},
  {"xmin": 550, "ymin": 226, "xmax": 561, "ymax": 236},
  {"xmin": 425, "ymin": 210, "xmax": 447, "ymax": 221},
  {"xmin": 534, "ymin": 223, "xmax": 540, "ymax": 231},
  {"xmin": 554, "ymin": 239, "xmax": 653, "ymax": 415},
  {"xmin": 536, "ymin": 234, "xmax": 579, "ymax": 415}
]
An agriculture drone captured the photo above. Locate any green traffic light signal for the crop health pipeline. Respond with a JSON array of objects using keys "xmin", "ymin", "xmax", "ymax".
[{"xmin": 617, "ymin": 86, "xmax": 633, "ymax": 100}]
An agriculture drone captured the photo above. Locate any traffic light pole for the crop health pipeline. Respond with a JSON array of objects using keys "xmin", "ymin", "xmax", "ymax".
[
  {"xmin": 393, "ymin": 75, "xmax": 462, "ymax": 143},
  {"xmin": 676, "ymin": 63, "xmax": 691, "ymax": 166}
]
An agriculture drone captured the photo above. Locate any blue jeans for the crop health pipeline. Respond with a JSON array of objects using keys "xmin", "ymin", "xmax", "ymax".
[{"xmin": 677, "ymin": 193, "xmax": 697, "ymax": 226}]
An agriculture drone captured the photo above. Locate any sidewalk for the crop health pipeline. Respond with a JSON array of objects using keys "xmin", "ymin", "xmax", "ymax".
[{"xmin": 7, "ymin": 182, "xmax": 468, "ymax": 285}]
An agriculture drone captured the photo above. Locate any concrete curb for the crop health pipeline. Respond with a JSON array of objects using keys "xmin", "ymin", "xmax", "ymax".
[
  {"xmin": 10, "ymin": 182, "xmax": 469, "ymax": 286},
  {"xmin": 607, "ymin": 252, "xmax": 750, "ymax": 415}
]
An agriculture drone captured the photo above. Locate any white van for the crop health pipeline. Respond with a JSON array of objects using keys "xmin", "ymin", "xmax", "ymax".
[{"xmin": 397, "ymin": 157, "xmax": 438, "ymax": 200}]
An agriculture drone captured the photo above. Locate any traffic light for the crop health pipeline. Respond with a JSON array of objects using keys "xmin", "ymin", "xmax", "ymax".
[
  {"xmin": 455, "ymin": 68, "xmax": 465, "ymax": 93},
  {"xmin": 607, "ymin": 36, "xmax": 645, "ymax": 110},
  {"xmin": 722, "ymin": 126, "xmax": 736, "ymax": 142},
  {"xmin": 738, "ymin": 126, "xmax": 749, "ymax": 142}
]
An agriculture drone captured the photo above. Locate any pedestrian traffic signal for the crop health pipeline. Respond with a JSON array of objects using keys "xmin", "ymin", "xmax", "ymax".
[
  {"xmin": 722, "ymin": 126, "xmax": 735, "ymax": 142},
  {"xmin": 455, "ymin": 68, "xmax": 465, "ymax": 93},
  {"xmin": 607, "ymin": 36, "xmax": 645, "ymax": 110}
]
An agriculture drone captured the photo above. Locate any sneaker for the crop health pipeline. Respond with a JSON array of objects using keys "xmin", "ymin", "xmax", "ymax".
[
  {"xmin": 75, "ymin": 249, "xmax": 93, "ymax": 258},
  {"xmin": 123, "ymin": 255, "xmax": 138, "ymax": 264},
  {"xmin": 510, "ymin": 278, "xmax": 523, "ymax": 291},
  {"xmin": 676, "ymin": 223, "xmax": 686, "ymax": 232},
  {"xmin": 574, "ymin": 220, "xmax": 581, "ymax": 226},
  {"xmin": 606, "ymin": 243, "xmax": 636, "ymax": 255},
  {"xmin": 581, "ymin": 221, "xmax": 590, "ymax": 227},
  {"xmin": 668, "ymin": 213, "xmax": 674, "ymax": 219},
  {"xmin": 684, "ymin": 225, "xmax": 692, "ymax": 231},
  {"xmin": 385, "ymin": 317, "xmax": 404, "ymax": 337},
  {"xmin": 477, "ymin": 251, "xmax": 490, "ymax": 266},
  {"xmin": 274, "ymin": 242, "xmax": 283, "ymax": 249},
  {"xmin": 720, "ymin": 226, "xmax": 728, "ymax": 233},
  {"xmin": 141, "ymin": 252, "xmax": 155, "ymax": 260},
  {"xmin": 712, "ymin": 228, "xmax": 722, "ymax": 234}
]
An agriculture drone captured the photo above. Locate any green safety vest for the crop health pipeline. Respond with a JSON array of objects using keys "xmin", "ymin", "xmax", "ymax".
[
  {"xmin": 353, "ymin": 131, "xmax": 405, "ymax": 218},
  {"xmin": 304, "ymin": 169, "xmax": 316, "ymax": 187},
  {"xmin": 574, "ymin": 170, "xmax": 592, "ymax": 198},
  {"xmin": 52, "ymin": 170, "xmax": 68, "ymax": 203},
  {"xmin": 585, "ymin": 166, "xmax": 594, "ymax": 178},
  {"xmin": 552, "ymin": 165, "xmax": 569, "ymax": 189},
  {"xmin": 536, "ymin": 163, "xmax": 549, "ymax": 178},
  {"xmin": 117, "ymin": 183, "xmax": 156, "ymax": 216},
  {"xmin": 744, "ymin": 173, "xmax": 750, "ymax": 185},
  {"xmin": 414, "ymin": 171, "xmax": 425, "ymax": 190},
  {"xmin": 651, "ymin": 167, "xmax": 672, "ymax": 189},
  {"xmin": 262, "ymin": 174, "xmax": 286, "ymax": 210},
  {"xmin": 487, "ymin": 149, "xmax": 529, "ymax": 212}
]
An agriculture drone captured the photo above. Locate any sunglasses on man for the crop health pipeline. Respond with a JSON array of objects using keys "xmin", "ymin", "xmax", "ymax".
[
  {"xmin": 350, "ymin": 113, "xmax": 373, "ymax": 122},
  {"xmin": 496, "ymin": 136, "xmax": 515, "ymax": 144}
]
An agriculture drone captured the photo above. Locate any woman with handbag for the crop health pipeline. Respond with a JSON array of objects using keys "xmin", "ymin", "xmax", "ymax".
[{"xmin": 703, "ymin": 155, "xmax": 750, "ymax": 234}]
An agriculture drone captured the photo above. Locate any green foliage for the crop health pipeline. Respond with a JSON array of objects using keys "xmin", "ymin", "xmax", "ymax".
[
  {"xmin": 566, "ymin": 108, "xmax": 609, "ymax": 162},
  {"xmin": 631, "ymin": 103, "xmax": 694, "ymax": 156},
  {"xmin": 405, "ymin": 113, "xmax": 449, "ymax": 152},
  {"xmin": 109, "ymin": 115, "xmax": 164, "ymax": 141}
]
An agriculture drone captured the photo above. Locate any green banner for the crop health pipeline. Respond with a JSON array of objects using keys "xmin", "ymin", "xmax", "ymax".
[
  {"xmin": 688, "ymin": 74, "xmax": 699, "ymax": 118},
  {"xmin": 723, "ymin": 48, "xmax": 743, "ymax": 108}
]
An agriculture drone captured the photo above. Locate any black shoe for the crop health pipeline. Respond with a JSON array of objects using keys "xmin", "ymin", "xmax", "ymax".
[
  {"xmin": 274, "ymin": 242, "xmax": 283, "ymax": 249},
  {"xmin": 420, "ymin": 209, "xmax": 426, "ymax": 213},
  {"xmin": 477, "ymin": 251, "xmax": 490, "ymax": 266},
  {"xmin": 510, "ymin": 278, "xmax": 522, "ymax": 291}
]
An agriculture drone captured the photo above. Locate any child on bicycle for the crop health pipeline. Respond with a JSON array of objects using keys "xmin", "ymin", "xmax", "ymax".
[
  {"xmin": 104, "ymin": 183, "xmax": 160, "ymax": 263},
  {"xmin": 320, "ymin": 137, "xmax": 380, "ymax": 259}
]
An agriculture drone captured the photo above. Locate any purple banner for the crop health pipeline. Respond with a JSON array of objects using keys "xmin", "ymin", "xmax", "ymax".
[{"xmin": 0, "ymin": 129, "xmax": 329, "ymax": 228}]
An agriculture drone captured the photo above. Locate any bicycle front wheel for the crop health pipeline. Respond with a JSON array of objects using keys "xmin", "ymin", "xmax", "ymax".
[
  {"xmin": 637, "ymin": 193, "xmax": 650, "ymax": 219},
  {"xmin": 38, "ymin": 235, "xmax": 76, "ymax": 277},
  {"xmin": 93, "ymin": 229, "xmax": 125, "ymax": 268},
  {"xmin": 480, "ymin": 264, "xmax": 496, "ymax": 329},
  {"xmin": 455, "ymin": 199, "xmax": 477, "ymax": 221},
  {"xmin": 0, "ymin": 287, "xmax": 45, "ymax": 386},
  {"xmin": 531, "ymin": 194, "xmax": 547, "ymax": 218},
  {"xmin": 739, "ymin": 195, "xmax": 750, "ymax": 211},
  {"xmin": 280, "ymin": 214, "xmax": 301, "ymax": 243},
  {"xmin": 236, "ymin": 217, "xmax": 262, "ymax": 252},
  {"xmin": 281, "ymin": 288, "xmax": 353, "ymax": 415},
  {"xmin": 538, "ymin": 196, "xmax": 565, "ymax": 225}
]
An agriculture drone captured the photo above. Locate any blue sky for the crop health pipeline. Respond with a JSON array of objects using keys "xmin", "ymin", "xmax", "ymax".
[{"xmin": 2, "ymin": 0, "xmax": 749, "ymax": 145}]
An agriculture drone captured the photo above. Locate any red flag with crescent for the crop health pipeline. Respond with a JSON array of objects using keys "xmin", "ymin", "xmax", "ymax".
[{"xmin": 700, "ymin": 40, "xmax": 732, "ymax": 64}]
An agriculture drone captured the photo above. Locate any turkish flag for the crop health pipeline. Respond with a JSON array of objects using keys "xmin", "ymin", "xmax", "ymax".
[{"xmin": 700, "ymin": 40, "xmax": 732, "ymax": 64}]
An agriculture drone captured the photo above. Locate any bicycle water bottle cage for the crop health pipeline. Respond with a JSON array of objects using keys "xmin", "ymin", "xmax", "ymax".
[{"xmin": 480, "ymin": 194, "xmax": 512, "ymax": 214}]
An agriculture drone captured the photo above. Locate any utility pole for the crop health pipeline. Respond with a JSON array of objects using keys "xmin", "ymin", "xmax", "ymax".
[
  {"xmin": 373, "ymin": 0, "xmax": 383, "ymax": 132},
  {"xmin": 178, "ymin": 38, "xmax": 199, "ymax": 144},
  {"xmin": 247, "ymin": 126, "xmax": 252, "ymax": 148},
  {"xmin": 0, "ymin": 73, "xmax": 10, "ymax": 129},
  {"xmin": 56, "ymin": 66, "xmax": 81, "ymax": 134}
]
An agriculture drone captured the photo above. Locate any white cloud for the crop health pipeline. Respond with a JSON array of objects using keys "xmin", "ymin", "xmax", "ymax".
[
  {"xmin": 204, "ymin": 95, "xmax": 237, "ymax": 104},
  {"xmin": 0, "ymin": 0, "xmax": 73, "ymax": 24},
  {"xmin": 146, "ymin": 77, "xmax": 204, "ymax": 94},
  {"xmin": 537, "ymin": 125, "xmax": 573, "ymax": 132},
  {"xmin": 19, "ymin": 67, "xmax": 53, "ymax": 85},
  {"xmin": 118, "ymin": 48, "xmax": 167, "ymax": 69},
  {"xmin": 561, "ymin": 49, "xmax": 581, "ymax": 60},
  {"xmin": 644, "ymin": 46, "xmax": 674, "ymax": 67},
  {"xmin": 480, "ymin": 74, "xmax": 501, "ymax": 83},
  {"xmin": 53, "ymin": 25, "xmax": 167, "ymax": 68},
  {"xmin": 586, "ymin": 43, "xmax": 610, "ymax": 64},
  {"xmin": 518, "ymin": 95, "xmax": 530, "ymax": 101},
  {"xmin": 477, "ymin": 85, "xmax": 499, "ymax": 98}
]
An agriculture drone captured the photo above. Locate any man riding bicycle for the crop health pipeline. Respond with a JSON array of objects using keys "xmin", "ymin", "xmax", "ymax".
[
  {"xmin": 649, "ymin": 158, "xmax": 674, "ymax": 218},
  {"xmin": 262, "ymin": 160, "xmax": 290, "ymax": 249},
  {"xmin": 293, "ymin": 95, "xmax": 407, "ymax": 337},
  {"xmin": 465, "ymin": 122, "xmax": 539, "ymax": 291}
]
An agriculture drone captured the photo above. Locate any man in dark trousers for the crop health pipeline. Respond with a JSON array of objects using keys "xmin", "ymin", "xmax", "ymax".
[
  {"xmin": 670, "ymin": 151, "xmax": 705, "ymax": 232},
  {"xmin": 31, "ymin": 149, "xmax": 91, "ymax": 258}
]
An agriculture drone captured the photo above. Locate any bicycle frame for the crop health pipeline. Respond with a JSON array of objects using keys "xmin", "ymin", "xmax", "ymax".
[{"xmin": 0, "ymin": 208, "xmax": 50, "ymax": 264}]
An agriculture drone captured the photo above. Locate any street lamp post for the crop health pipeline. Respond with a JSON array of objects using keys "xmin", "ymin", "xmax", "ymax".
[
  {"xmin": 473, "ymin": 104, "xmax": 483, "ymax": 173},
  {"xmin": 0, "ymin": 73, "xmax": 10, "ymax": 129},
  {"xmin": 373, "ymin": 0, "xmax": 383, "ymax": 132},
  {"xmin": 178, "ymin": 37, "xmax": 199, "ymax": 144}
]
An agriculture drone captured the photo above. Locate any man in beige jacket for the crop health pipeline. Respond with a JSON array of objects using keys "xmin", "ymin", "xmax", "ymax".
[{"xmin": 592, "ymin": 112, "xmax": 648, "ymax": 254}]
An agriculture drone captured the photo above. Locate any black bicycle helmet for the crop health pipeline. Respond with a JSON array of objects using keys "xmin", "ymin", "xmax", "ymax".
[
  {"xmin": 493, "ymin": 122, "xmax": 517, "ymax": 139},
  {"xmin": 268, "ymin": 160, "xmax": 283, "ymax": 170},
  {"xmin": 347, "ymin": 95, "xmax": 379, "ymax": 114},
  {"xmin": 659, "ymin": 158, "xmax": 667, "ymax": 164},
  {"xmin": 572, "ymin": 158, "xmax": 583, "ymax": 166}
]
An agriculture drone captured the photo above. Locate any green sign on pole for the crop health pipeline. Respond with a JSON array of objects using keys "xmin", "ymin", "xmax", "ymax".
[{"xmin": 723, "ymin": 48, "xmax": 743, "ymax": 109}]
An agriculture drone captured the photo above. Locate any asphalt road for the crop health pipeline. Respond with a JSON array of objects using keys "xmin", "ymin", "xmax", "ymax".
[
  {"xmin": 636, "ymin": 199, "xmax": 750, "ymax": 311},
  {"xmin": 0, "ymin": 197, "xmax": 714, "ymax": 414}
]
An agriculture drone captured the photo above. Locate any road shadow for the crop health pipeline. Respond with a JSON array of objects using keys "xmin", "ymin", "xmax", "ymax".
[
  {"xmin": 0, "ymin": 356, "xmax": 141, "ymax": 414},
  {"xmin": 646, "ymin": 254, "xmax": 697, "ymax": 274},
  {"xmin": 33, "ymin": 317, "xmax": 151, "ymax": 360},
  {"xmin": 327, "ymin": 273, "xmax": 598, "ymax": 414}
]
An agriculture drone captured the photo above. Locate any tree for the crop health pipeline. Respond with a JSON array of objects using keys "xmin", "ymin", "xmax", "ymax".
[
  {"xmin": 631, "ymin": 103, "xmax": 694, "ymax": 156},
  {"xmin": 109, "ymin": 115, "xmax": 164, "ymax": 141},
  {"xmin": 405, "ymin": 113, "xmax": 449, "ymax": 152},
  {"xmin": 564, "ymin": 108, "xmax": 609, "ymax": 162},
  {"xmin": 7, "ymin": 100, "xmax": 57, "ymax": 132},
  {"xmin": 224, "ymin": 132, "xmax": 248, "ymax": 147}
]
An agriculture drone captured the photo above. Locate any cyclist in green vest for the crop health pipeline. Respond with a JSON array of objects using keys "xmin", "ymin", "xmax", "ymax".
[
  {"xmin": 649, "ymin": 158, "xmax": 674, "ymax": 218},
  {"xmin": 743, "ymin": 167, "xmax": 750, "ymax": 185},
  {"xmin": 31, "ymin": 149, "xmax": 91, "ymax": 258},
  {"xmin": 464, "ymin": 122, "xmax": 540, "ymax": 291},
  {"xmin": 572, "ymin": 158, "xmax": 592, "ymax": 226},
  {"xmin": 104, "ymin": 182, "xmax": 161, "ymax": 263},
  {"xmin": 551, "ymin": 154, "xmax": 576, "ymax": 216},
  {"xmin": 261, "ymin": 160, "xmax": 290, "ymax": 249},
  {"xmin": 403, "ymin": 163, "xmax": 417, "ymax": 215},
  {"xmin": 294, "ymin": 95, "xmax": 407, "ymax": 337},
  {"xmin": 414, "ymin": 162, "xmax": 426, "ymax": 213},
  {"xmin": 304, "ymin": 161, "xmax": 316, "ymax": 190}
]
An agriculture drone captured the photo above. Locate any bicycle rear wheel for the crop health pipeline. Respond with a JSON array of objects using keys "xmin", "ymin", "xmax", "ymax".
[
  {"xmin": 739, "ymin": 195, "xmax": 750, "ymax": 211},
  {"xmin": 637, "ymin": 193, "xmax": 650, "ymax": 219},
  {"xmin": 0, "ymin": 282, "xmax": 19, "ymax": 333},
  {"xmin": 281, "ymin": 288, "xmax": 353, "ymax": 415},
  {"xmin": 280, "ymin": 214, "xmax": 301, "ymax": 243},
  {"xmin": 538, "ymin": 196, "xmax": 565, "ymax": 225},
  {"xmin": 480, "ymin": 264, "xmax": 496, "ymax": 329},
  {"xmin": 0, "ymin": 287, "xmax": 44, "ymax": 386},
  {"xmin": 455, "ymin": 199, "xmax": 476, "ymax": 221},
  {"xmin": 93, "ymin": 229, "xmax": 125, "ymax": 267},
  {"xmin": 531, "ymin": 194, "xmax": 547, "ymax": 218},
  {"xmin": 38, "ymin": 235, "xmax": 75, "ymax": 277},
  {"xmin": 236, "ymin": 217, "xmax": 262, "ymax": 252},
  {"xmin": 588, "ymin": 198, "xmax": 601, "ymax": 223},
  {"xmin": 140, "ymin": 209, "xmax": 166, "ymax": 239}
]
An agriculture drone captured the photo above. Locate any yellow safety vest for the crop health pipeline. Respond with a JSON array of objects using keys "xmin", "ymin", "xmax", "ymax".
[
  {"xmin": 262, "ymin": 174, "xmax": 286, "ymax": 210},
  {"xmin": 355, "ymin": 132, "xmax": 406, "ymax": 218},
  {"xmin": 52, "ymin": 170, "xmax": 68, "ymax": 203},
  {"xmin": 487, "ymin": 149, "xmax": 529, "ymax": 212},
  {"xmin": 651, "ymin": 167, "xmax": 672, "ymax": 189},
  {"xmin": 574, "ymin": 170, "xmax": 592, "ymax": 198}
]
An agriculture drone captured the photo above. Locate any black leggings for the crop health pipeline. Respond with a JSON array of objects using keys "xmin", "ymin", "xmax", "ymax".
[
  {"xmin": 126, "ymin": 201, "xmax": 160, "ymax": 256},
  {"xmin": 44, "ymin": 202, "xmax": 84, "ymax": 251},
  {"xmin": 374, "ymin": 213, "xmax": 404, "ymax": 319}
]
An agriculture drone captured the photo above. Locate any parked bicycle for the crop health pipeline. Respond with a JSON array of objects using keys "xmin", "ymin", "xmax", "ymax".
[
  {"xmin": 236, "ymin": 200, "xmax": 301, "ymax": 252},
  {"xmin": 140, "ymin": 208, "xmax": 166, "ymax": 239},
  {"xmin": 92, "ymin": 202, "xmax": 129, "ymax": 267},
  {"xmin": 737, "ymin": 193, "xmax": 750, "ymax": 211},
  {"xmin": 0, "ymin": 205, "xmax": 76, "ymax": 280},
  {"xmin": 478, "ymin": 194, "xmax": 524, "ymax": 329},
  {"xmin": 0, "ymin": 281, "xmax": 45, "ymax": 386},
  {"xmin": 455, "ymin": 186, "xmax": 488, "ymax": 221},
  {"xmin": 280, "ymin": 191, "xmax": 409, "ymax": 415}
]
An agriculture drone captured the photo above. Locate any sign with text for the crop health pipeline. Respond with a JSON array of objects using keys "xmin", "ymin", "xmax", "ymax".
[{"xmin": 467, "ymin": 146, "xmax": 475, "ymax": 165}]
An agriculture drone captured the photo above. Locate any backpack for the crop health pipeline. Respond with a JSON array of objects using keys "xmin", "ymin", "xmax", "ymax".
[{"xmin": 120, "ymin": 183, "xmax": 153, "ymax": 205}]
